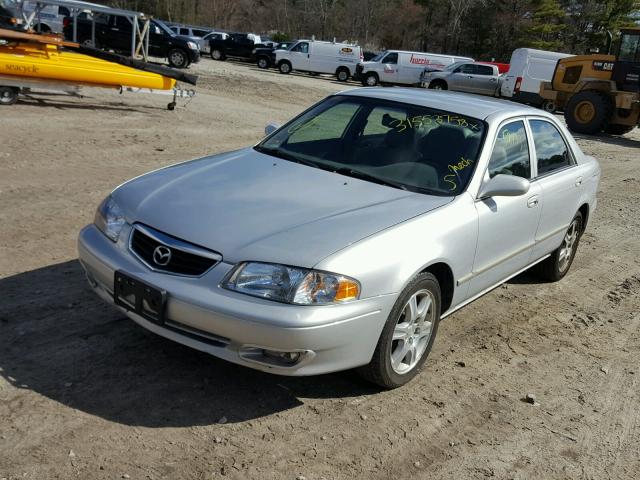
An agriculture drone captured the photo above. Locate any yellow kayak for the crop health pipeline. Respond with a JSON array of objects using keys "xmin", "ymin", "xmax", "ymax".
[{"xmin": 0, "ymin": 41, "xmax": 176, "ymax": 90}]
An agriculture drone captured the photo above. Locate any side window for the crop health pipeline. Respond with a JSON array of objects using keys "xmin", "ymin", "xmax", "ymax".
[
  {"xmin": 194, "ymin": 29, "xmax": 208, "ymax": 37},
  {"xmin": 489, "ymin": 121, "xmax": 531, "ymax": 179},
  {"xmin": 383, "ymin": 52, "xmax": 398, "ymax": 64},
  {"xmin": 59, "ymin": 6, "xmax": 70, "ymax": 16},
  {"xmin": 529, "ymin": 120, "xmax": 573, "ymax": 175},
  {"xmin": 458, "ymin": 64, "xmax": 474, "ymax": 74},
  {"xmin": 285, "ymin": 102, "xmax": 359, "ymax": 144},
  {"xmin": 291, "ymin": 42, "xmax": 309, "ymax": 54},
  {"xmin": 180, "ymin": 28, "xmax": 190, "ymax": 36},
  {"xmin": 476, "ymin": 65, "xmax": 494, "ymax": 76}
]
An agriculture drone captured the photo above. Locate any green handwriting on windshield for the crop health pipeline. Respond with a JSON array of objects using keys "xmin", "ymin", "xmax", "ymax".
[
  {"xmin": 443, "ymin": 157, "xmax": 474, "ymax": 191},
  {"xmin": 390, "ymin": 115, "xmax": 481, "ymax": 133}
]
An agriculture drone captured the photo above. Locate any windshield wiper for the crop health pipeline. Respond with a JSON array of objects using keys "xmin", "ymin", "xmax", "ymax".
[
  {"xmin": 254, "ymin": 145, "xmax": 321, "ymax": 168},
  {"xmin": 331, "ymin": 167, "xmax": 409, "ymax": 191}
]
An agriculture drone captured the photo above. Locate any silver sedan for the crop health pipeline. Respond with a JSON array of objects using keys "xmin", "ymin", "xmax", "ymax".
[{"xmin": 78, "ymin": 89, "xmax": 600, "ymax": 388}]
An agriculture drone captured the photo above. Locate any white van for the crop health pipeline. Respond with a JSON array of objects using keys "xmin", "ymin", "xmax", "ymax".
[
  {"xmin": 356, "ymin": 50, "xmax": 474, "ymax": 87},
  {"xmin": 500, "ymin": 48, "xmax": 572, "ymax": 111},
  {"xmin": 275, "ymin": 40, "xmax": 363, "ymax": 82}
]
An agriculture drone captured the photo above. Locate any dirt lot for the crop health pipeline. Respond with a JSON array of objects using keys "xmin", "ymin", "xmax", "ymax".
[{"xmin": 1, "ymin": 58, "xmax": 639, "ymax": 480}]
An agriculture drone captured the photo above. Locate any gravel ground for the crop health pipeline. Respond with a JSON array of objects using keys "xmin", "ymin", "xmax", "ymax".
[{"xmin": 1, "ymin": 58, "xmax": 639, "ymax": 480}]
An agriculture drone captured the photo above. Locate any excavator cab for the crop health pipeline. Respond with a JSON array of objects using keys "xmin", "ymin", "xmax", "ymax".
[{"xmin": 613, "ymin": 28, "xmax": 640, "ymax": 93}]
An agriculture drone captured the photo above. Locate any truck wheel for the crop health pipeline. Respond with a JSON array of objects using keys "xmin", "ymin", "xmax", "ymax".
[
  {"xmin": 357, "ymin": 272, "xmax": 441, "ymax": 389},
  {"xmin": 211, "ymin": 49, "xmax": 225, "ymax": 61},
  {"xmin": 168, "ymin": 49, "xmax": 189, "ymax": 69},
  {"xmin": 0, "ymin": 86, "xmax": 19, "ymax": 105},
  {"xmin": 363, "ymin": 72, "xmax": 379, "ymax": 87},
  {"xmin": 278, "ymin": 61, "xmax": 292, "ymax": 74},
  {"xmin": 428, "ymin": 80, "xmax": 447, "ymax": 90},
  {"xmin": 257, "ymin": 56, "xmax": 270, "ymax": 69},
  {"xmin": 541, "ymin": 100, "xmax": 557, "ymax": 113},
  {"xmin": 336, "ymin": 67, "xmax": 350, "ymax": 82},
  {"xmin": 604, "ymin": 124, "xmax": 635, "ymax": 135},
  {"xmin": 81, "ymin": 38, "xmax": 98, "ymax": 49},
  {"xmin": 564, "ymin": 91, "xmax": 612, "ymax": 134}
]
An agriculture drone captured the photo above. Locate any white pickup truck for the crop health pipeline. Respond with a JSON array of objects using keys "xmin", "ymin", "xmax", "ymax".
[{"xmin": 421, "ymin": 62, "xmax": 502, "ymax": 96}]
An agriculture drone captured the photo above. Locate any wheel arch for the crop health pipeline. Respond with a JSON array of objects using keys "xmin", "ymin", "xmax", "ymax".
[
  {"xmin": 419, "ymin": 262, "xmax": 454, "ymax": 314},
  {"xmin": 578, "ymin": 203, "xmax": 589, "ymax": 233}
]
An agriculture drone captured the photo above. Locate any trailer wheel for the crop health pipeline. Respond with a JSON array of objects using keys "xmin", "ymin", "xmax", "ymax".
[
  {"xmin": 168, "ymin": 49, "xmax": 189, "ymax": 69},
  {"xmin": 0, "ymin": 87, "xmax": 19, "ymax": 106},
  {"xmin": 541, "ymin": 100, "xmax": 557, "ymax": 113},
  {"xmin": 279, "ymin": 61, "xmax": 292, "ymax": 74},
  {"xmin": 564, "ymin": 90, "xmax": 612, "ymax": 134},
  {"xmin": 336, "ymin": 67, "xmax": 350, "ymax": 82},
  {"xmin": 604, "ymin": 124, "xmax": 635, "ymax": 135}
]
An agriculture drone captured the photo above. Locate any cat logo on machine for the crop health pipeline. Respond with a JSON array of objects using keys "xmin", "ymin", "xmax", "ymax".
[{"xmin": 592, "ymin": 60, "xmax": 614, "ymax": 72}]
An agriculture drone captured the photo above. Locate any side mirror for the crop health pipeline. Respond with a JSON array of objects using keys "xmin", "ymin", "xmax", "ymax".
[
  {"xmin": 478, "ymin": 174, "xmax": 530, "ymax": 199},
  {"xmin": 264, "ymin": 123, "xmax": 279, "ymax": 136}
]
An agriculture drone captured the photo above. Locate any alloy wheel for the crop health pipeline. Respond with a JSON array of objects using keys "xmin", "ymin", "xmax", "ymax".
[{"xmin": 558, "ymin": 219, "xmax": 579, "ymax": 273}]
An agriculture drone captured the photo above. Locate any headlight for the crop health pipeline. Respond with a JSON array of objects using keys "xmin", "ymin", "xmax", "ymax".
[
  {"xmin": 94, "ymin": 195, "xmax": 126, "ymax": 242},
  {"xmin": 222, "ymin": 262, "xmax": 360, "ymax": 305},
  {"xmin": 187, "ymin": 41, "xmax": 198, "ymax": 50}
]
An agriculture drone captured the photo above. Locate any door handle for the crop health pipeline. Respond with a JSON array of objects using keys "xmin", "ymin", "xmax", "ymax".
[
  {"xmin": 575, "ymin": 176, "xmax": 583, "ymax": 187},
  {"xmin": 527, "ymin": 196, "xmax": 539, "ymax": 208}
]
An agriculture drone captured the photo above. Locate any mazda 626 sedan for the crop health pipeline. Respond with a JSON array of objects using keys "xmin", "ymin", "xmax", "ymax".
[{"xmin": 78, "ymin": 89, "xmax": 600, "ymax": 388}]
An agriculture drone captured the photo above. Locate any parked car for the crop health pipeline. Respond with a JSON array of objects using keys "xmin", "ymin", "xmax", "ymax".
[
  {"xmin": 199, "ymin": 31, "xmax": 228, "ymax": 54},
  {"xmin": 254, "ymin": 40, "xmax": 296, "ymax": 69},
  {"xmin": 208, "ymin": 32, "xmax": 265, "ymax": 61},
  {"xmin": 78, "ymin": 88, "xmax": 600, "ymax": 388},
  {"xmin": 167, "ymin": 23, "xmax": 212, "ymax": 51},
  {"xmin": 421, "ymin": 61, "xmax": 502, "ymax": 96},
  {"xmin": 500, "ymin": 48, "xmax": 572, "ymax": 112},
  {"xmin": 357, "ymin": 50, "xmax": 474, "ymax": 87},
  {"xmin": 20, "ymin": 0, "xmax": 72, "ymax": 32},
  {"xmin": 63, "ymin": 15, "xmax": 200, "ymax": 68},
  {"xmin": 276, "ymin": 39, "xmax": 363, "ymax": 81}
]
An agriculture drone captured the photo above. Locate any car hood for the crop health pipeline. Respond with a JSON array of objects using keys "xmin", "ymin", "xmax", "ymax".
[{"xmin": 113, "ymin": 148, "xmax": 452, "ymax": 267}]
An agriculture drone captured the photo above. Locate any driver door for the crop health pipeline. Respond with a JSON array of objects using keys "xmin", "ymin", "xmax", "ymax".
[
  {"xmin": 467, "ymin": 119, "xmax": 542, "ymax": 297},
  {"xmin": 379, "ymin": 52, "xmax": 399, "ymax": 83},
  {"xmin": 289, "ymin": 41, "xmax": 310, "ymax": 70}
]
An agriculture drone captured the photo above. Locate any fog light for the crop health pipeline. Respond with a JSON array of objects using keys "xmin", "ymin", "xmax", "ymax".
[{"xmin": 263, "ymin": 350, "xmax": 301, "ymax": 364}]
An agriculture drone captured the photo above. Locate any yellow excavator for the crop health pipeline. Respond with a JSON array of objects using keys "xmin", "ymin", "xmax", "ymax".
[{"xmin": 540, "ymin": 27, "xmax": 640, "ymax": 135}]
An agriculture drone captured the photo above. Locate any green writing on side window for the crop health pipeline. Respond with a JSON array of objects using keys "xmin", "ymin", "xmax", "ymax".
[
  {"xmin": 390, "ymin": 115, "xmax": 481, "ymax": 133},
  {"xmin": 443, "ymin": 157, "xmax": 474, "ymax": 191}
]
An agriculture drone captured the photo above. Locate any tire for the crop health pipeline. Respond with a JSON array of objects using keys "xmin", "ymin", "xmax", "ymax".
[
  {"xmin": 167, "ymin": 49, "xmax": 189, "ymax": 69},
  {"xmin": 428, "ymin": 80, "xmax": 447, "ymax": 90},
  {"xmin": 604, "ymin": 124, "xmax": 635, "ymax": 135},
  {"xmin": 211, "ymin": 49, "xmax": 225, "ymax": 61},
  {"xmin": 358, "ymin": 272, "xmax": 441, "ymax": 389},
  {"xmin": 564, "ymin": 91, "xmax": 612, "ymax": 134},
  {"xmin": 336, "ymin": 67, "xmax": 349, "ymax": 82},
  {"xmin": 541, "ymin": 100, "xmax": 557, "ymax": 113},
  {"xmin": 363, "ymin": 72, "xmax": 379, "ymax": 87},
  {"xmin": 257, "ymin": 56, "xmax": 270, "ymax": 69},
  {"xmin": 278, "ymin": 61, "xmax": 292, "ymax": 74},
  {"xmin": 0, "ymin": 86, "xmax": 19, "ymax": 105},
  {"xmin": 533, "ymin": 212, "xmax": 583, "ymax": 282},
  {"xmin": 81, "ymin": 38, "xmax": 98, "ymax": 49}
]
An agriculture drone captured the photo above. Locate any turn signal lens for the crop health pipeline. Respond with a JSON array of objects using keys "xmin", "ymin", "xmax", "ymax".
[{"xmin": 334, "ymin": 279, "xmax": 360, "ymax": 302}]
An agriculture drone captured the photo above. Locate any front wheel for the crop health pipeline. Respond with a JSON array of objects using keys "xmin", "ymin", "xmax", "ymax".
[
  {"xmin": 533, "ymin": 212, "xmax": 583, "ymax": 281},
  {"xmin": 358, "ymin": 272, "xmax": 441, "ymax": 388},
  {"xmin": 336, "ymin": 68, "xmax": 349, "ymax": 82},
  {"xmin": 168, "ymin": 49, "xmax": 189, "ymax": 69},
  {"xmin": 211, "ymin": 49, "xmax": 225, "ymax": 61},
  {"xmin": 564, "ymin": 91, "xmax": 612, "ymax": 134},
  {"xmin": 428, "ymin": 80, "xmax": 447, "ymax": 90},
  {"xmin": 363, "ymin": 72, "xmax": 379, "ymax": 87},
  {"xmin": 278, "ymin": 61, "xmax": 292, "ymax": 74},
  {"xmin": 0, "ymin": 86, "xmax": 19, "ymax": 105}
]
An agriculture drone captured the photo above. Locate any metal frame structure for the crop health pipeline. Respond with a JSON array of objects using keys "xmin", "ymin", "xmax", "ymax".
[{"xmin": 17, "ymin": 0, "xmax": 150, "ymax": 59}]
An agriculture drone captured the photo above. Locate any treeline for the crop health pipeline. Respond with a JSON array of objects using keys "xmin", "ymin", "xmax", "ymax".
[{"xmin": 107, "ymin": 0, "xmax": 640, "ymax": 61}]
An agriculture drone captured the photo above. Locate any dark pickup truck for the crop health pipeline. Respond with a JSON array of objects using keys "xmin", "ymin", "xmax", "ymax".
[
  {"xmin": 63, "ymin": 15, "xmax": 200, "ymax": 68},
  {"xmin": 208, "ymin": 32, "xmax": 265, "ymax": 61}
]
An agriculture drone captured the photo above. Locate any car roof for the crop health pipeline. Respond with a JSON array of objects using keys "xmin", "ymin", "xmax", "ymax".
[{"xmin": 336, "ymin": 88, "xmax": 543, "ymax": 121}]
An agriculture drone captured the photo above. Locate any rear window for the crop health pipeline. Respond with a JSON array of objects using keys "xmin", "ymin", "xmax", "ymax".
[{"xmin": 257, "ymin": 96, "xmax": 486, "ymax": 196}]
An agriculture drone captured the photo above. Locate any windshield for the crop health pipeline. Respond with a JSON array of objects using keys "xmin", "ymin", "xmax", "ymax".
[
  {"xmin": 256, "ymin": 96, "xmax": 485, "ymax": 196},
  {"xmin": 370, "ymin": 51, "xmax": 388, "ymax": 62},
  {"xmin": 153, "ymin": 20, "xmax": 175, "ymax": 36},
  {"xmin": 443, "ymin": 61, "xmax": 465, "ymax": 71}
]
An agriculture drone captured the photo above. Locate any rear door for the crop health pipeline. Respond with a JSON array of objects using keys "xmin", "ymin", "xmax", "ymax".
[{"xmin": 527, "ymin": 118, "xmax": 584, "ymax": 261}]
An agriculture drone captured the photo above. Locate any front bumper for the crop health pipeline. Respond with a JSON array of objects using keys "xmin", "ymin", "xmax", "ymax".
[{"xmin": 78, "ymin": 224, "xmax": 396, "ymax": 376}]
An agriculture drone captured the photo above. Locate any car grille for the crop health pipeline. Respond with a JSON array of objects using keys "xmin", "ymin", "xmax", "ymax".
[{"xmin": 130, "ymin": 224, "xmax": 221, "ymax": 277}]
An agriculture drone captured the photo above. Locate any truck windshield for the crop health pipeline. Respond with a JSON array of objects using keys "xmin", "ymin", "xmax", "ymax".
[
  {"xmin": 153, "ymin": 20, "xmax": 175, "ymax": 36},
  {"xmin": 370, "ymin": 51, "xmax": 387, "ymax": 62},
  {"xmin": 255, "ymin": 95, "xmax": 486, "ymax": 196}
]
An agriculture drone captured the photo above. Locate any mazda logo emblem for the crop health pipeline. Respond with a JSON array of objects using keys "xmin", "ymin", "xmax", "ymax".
[{"xmin": 152, "ymin": 245, "xmax": 172, "ymax": 266}]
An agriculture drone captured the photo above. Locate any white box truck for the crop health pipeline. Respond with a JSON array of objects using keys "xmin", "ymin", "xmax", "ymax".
[
  {"xmin": 275, "ymin": 40, "xmax": 363, "ymax": 82},
  {"xmin": 355, "ymin": 50, "xmax": 474, "ymax": 87},
  {"xmin": 500, "ymin": 48, "xmax": 572, "ymax": 112}
]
